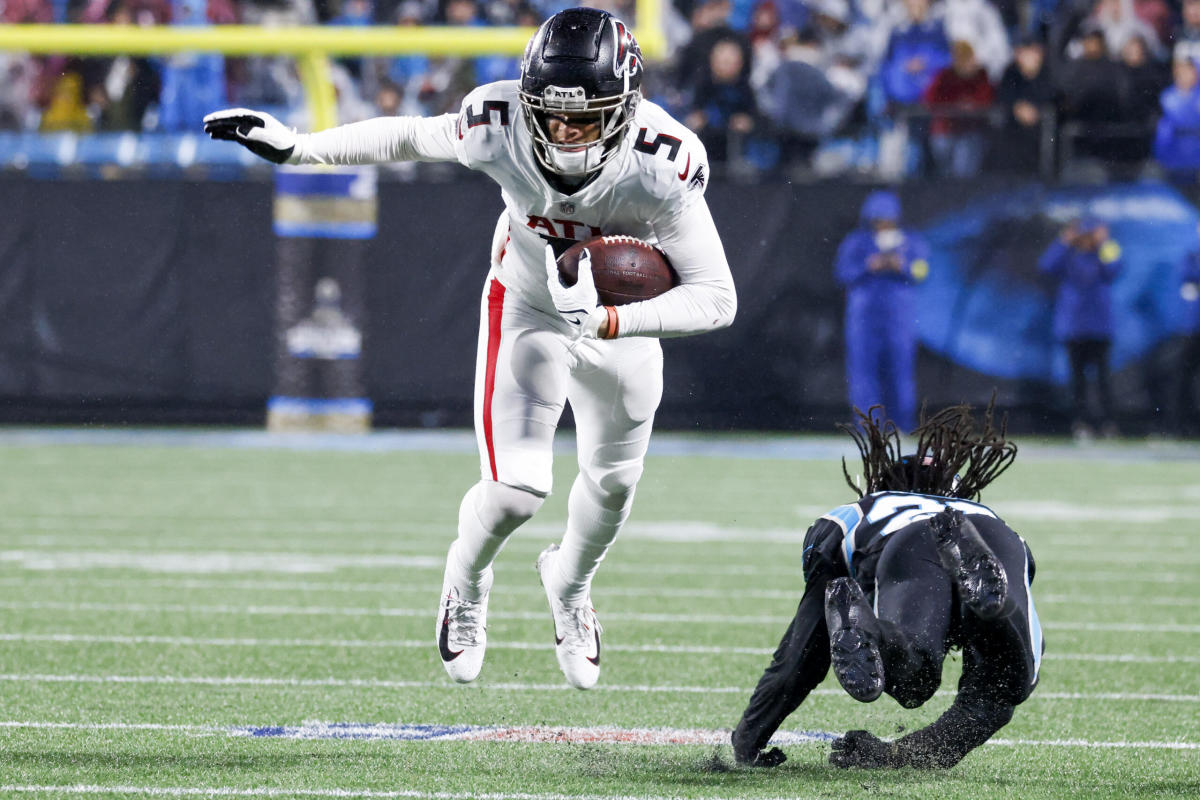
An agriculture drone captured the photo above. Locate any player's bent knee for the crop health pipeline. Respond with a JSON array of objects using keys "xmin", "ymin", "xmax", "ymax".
[
  {"xmin": 598, "ymin": 468, "xmax": 641, "ymax": 505},
  {"xmin": 892, "ymin": 686, "xmax": 938, "ymax": 709},
  {"xmin": 889, "ymin": 669, "xmax": 942, "ymax": 709},
  {"xmin": 585, "ymin": 464, "xmax": 643, "ymax": 511},
  {"xmin": 893, "ymin": 688, "xmax": 935, "ymax": 709},
  {"xmin": 487, "ymin": 481, "xmax": 545, "ymax": 522}
]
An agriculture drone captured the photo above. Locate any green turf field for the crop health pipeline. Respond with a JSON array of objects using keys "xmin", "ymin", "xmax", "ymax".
[{"xmin": 0, "ymin": 431, "xmax": 1197, "ymax": 799}]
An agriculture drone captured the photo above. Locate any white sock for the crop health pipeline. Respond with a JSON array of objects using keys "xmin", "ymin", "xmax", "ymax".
[
  {"xmin": 550, "ymin": 476, "xmax": 632, "ymax": 607},
  {"xmin": 445, "ymin": 480, "xmax": 543, "ymax": 602}
]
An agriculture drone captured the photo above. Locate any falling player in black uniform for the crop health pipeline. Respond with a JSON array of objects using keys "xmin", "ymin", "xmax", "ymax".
[{"xmin": 731, "ymin": 400, "xmax": 1044, "ymax": 769}]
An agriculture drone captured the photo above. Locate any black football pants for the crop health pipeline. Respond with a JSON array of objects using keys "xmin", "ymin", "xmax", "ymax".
[{"xmin": 732, "ymin": 515, "xmax": 1042, "ymax": 758}]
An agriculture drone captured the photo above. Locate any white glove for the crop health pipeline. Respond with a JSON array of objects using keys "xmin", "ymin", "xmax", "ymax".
[
  {"xmin": 545, "ymin": 245, "xmax": 607, "ymax": 338},
  {"xmin": 203, "ymin": 108, "xmax": 297, "ymax": 165}
]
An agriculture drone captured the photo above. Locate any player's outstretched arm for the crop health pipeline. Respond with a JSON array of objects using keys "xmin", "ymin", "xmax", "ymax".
[
  {"xmin": 203, "ymin": 108, "xmax": 297, "ymax": 164},
  {"xmin": 830, "ymin": 696, "xmax": 1015, "ymax": 769},
  {"xmin": 732, "ymin": 518, "xmax": 847, "ymax": 769},
  {"xmin": 204, "ymin": 110, "xmax": 461, "ymax": 166}
]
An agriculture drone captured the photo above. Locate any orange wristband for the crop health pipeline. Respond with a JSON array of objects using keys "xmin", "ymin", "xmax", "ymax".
[{"xmin": 604, "ymin": 306, "xmax": 619, "ymax": 339}]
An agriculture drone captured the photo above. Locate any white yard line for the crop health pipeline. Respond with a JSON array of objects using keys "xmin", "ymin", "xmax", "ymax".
[
  {"xmin": 1036, "ymin": 570, "xmax": 1200, "ymax": 584},
  {"xmin": 0, "ymin": 785, "xmax": 806, "ymax": 800},
  {"xmin": 0, "ymin": 576, "xmax": 1197, "ymax": 607},
  {"xmin": 2, "ymin": 632, "xmax": 1197, "ymax": 664},
  {"xmin": 2, "ymin": 576, "xmax": 810, "ymax": 599},
  {"xmin": 4, "ymin": 425, "xmax": 1200, "ymax": 461},
  {"xmin": 2, "ymin": 599, "xmax": 1197, "ymax": 632},
  {"xmin": 3, "ymin": 547, "xmax": 1200, "ymax": 581},
  {"xmin": 0, "ymin": 632, "xmax": 769, "ymax": 655},
  {"xmin": 0, "ymin": 673, "xmax": 1195, "ymax": 702},
  {"xmin": 0, "ymin": 519, "xmax": 452, "ymax": 536},
  {"xmin": 0, "ymin": 599, "xmax": 785, "ymax": 624},
  {"xmin": 4, "ymin": 539, "xmax": 1200, "ymax": 568},
  {"xmin": 1044, "ymin": 653, "xmax": 1200, "ymax": 664},
  {"xmin": 1, "ymin": 721, "xmax": 1198, "ymax": 752},
  {"xmin": 0, "ymin": 549, "xmax": 801, "ymax": 577},
  {"xmin": 0, "ymin": 551, "xmax": 446, "ymax": 575},
  {"xmin": 0, "ymin": 721, "xmax": 210, "ymax": 733},
  {"xmin": 5, "ymin": 520, "xmax": 1200, "ymax": 551},
  {"xmin": 1034, "ymin": 594, "xmax": 1200, "ymax": 607},
  {"xmin": 1042, "ymin": 621, "xmax": 1200, "ymax": 633},
  {"xmin": 984, "ymin": 737, "xmax": 1200, "ymax": 750}
]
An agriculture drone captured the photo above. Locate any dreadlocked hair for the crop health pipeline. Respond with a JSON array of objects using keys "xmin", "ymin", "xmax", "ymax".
[{"xmin": 839, "ymin": 396, "xmax": 1018, "ymax": 501}]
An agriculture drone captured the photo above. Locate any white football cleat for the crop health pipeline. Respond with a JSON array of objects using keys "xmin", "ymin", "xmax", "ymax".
[
  {"xmin": 536, "ymin": 543, "xmax": 602, "ymax": 690},
  {"xmin": 435, "ymin": 572, "xmax": 491, "ymax": 684}
]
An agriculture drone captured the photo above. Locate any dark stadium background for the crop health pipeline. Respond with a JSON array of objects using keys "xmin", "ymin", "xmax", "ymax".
[{"xmin": 1, "ymin": 173, "xmax": 1194, "ymax": 433}]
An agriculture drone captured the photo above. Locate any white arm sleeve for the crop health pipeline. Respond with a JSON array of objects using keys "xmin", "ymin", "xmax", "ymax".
[
  {"xmin": 615, "ymin": 198, "xmax": 737, "ymax": 338},
  {"xmin": 289, "ymin": 114, "xmax": 460, "ymax": 166}
]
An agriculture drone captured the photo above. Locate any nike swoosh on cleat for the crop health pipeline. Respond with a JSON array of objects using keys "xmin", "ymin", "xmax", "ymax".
[
  {"xmin": 587, "ymin": 629, "xmax": 601, "ymax": 666},
  {"xmin": 439, "ymin": 612, "xmax": 463, "ymax": 662},
  {"xmin": 677, "ymin": 152, "xmax": 691, "ymax": 181}
]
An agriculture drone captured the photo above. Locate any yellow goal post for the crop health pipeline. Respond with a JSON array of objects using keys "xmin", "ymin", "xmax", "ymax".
[{"xmin": 0, "ymin": 0, "xmax": 666, "ymax": 131}]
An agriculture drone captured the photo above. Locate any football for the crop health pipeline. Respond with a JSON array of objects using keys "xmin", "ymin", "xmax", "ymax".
[{"xmin": 557, "ymin": 236, "xmax": 678, "ymax": 306}]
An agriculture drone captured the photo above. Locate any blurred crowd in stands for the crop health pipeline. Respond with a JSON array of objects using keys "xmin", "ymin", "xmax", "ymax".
[{"xmin": 6, "ymin": 0, "xmax": 1200, "ymax": 180}]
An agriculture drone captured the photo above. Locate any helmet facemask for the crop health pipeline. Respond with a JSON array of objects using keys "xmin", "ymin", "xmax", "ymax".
[{"xmin": 520, "ymin": 83, "xmax": 639, "ymax": 177}]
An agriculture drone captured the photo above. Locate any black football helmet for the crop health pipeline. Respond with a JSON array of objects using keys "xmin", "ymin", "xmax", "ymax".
[{"xmin": 518, "ymin": 7, "xmax": 643, "ymax": 176}]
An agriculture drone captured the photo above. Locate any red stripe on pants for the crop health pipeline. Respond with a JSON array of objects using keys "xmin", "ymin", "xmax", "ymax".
[{"xmin": 483, "ymin": 279, "xmax": 506, "ymax": 481}]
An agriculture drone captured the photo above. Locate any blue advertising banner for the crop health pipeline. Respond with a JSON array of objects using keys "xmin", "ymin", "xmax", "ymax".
[{"xmin": 916, "ymin": 182, "xmax": 1198, "ymax": 382}]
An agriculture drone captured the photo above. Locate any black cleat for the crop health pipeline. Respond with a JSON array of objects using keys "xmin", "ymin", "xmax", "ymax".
[
  {"xmin": 824, "ymin": 578, "xmax": 884, "ymax": 703},
  {"xmin": 930, "ymin": 508, "xmax": 1008, "ymax": 620}
]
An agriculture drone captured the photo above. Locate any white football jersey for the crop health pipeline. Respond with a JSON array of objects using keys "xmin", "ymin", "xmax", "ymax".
[{"xmin": 290, "ymin": 80, "xmax": 736, "ymax": 338}]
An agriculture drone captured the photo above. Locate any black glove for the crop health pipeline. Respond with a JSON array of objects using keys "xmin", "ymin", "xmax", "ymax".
[
  {"xmin": 735, "ymin": 746, "xmax": 787, "ymax": 768},
  {"xmin": 829, "ymin": 729, "xmax": 902, "ymax": 769},
  {"xmin": 203, "ymin": 108, "xmax": 297, "ymax": 165}
]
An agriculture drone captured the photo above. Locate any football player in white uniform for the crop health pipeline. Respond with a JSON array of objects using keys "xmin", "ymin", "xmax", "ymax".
[{"xmin": 204, "ymin": 7, "xmax": 736, "ymax": 690}]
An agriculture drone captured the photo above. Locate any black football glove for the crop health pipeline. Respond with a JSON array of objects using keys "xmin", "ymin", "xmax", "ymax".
[
  {"xmin": 735, "ymin": 746, "xmax": 787, "ymax": 768},
  {"xmin": 202, "ymin": 108, "xmax": 297, "ymax": 165},
  {"xmin": 829, "ymin": 730, "xmax": 903, "ymax": 769}
]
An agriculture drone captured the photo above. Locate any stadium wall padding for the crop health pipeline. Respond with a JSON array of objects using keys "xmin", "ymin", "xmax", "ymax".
[{"xmin": 0, "ymin": 174, "xmax": 1194, "ymax": 432}]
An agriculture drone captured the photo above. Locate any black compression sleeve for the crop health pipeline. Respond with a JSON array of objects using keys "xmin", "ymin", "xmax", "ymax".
[{"xmin": 892, "ymin": 696, "xmax": 1014, "ymax": 768}]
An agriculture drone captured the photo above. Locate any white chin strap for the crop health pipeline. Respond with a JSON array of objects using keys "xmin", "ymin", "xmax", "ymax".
[{"xmin": 547, "ymin": 143, "xmax": 603, "ymax": 176}]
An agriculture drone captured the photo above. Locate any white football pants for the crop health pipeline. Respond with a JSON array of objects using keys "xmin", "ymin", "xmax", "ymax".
[{"xmin": 444, "ymin": 272, "xmax": 663, "ymax": 606}]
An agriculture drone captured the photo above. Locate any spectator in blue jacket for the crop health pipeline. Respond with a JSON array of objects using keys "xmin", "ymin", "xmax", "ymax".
[
  {"xmin": 880, "ymin": 0, "xmax": 952, "ymax": 108},
  {"xmin": 1038, "ymin": 218, "xmax": 1123, "ymax": 440},
  {"xmin": 1154, "ymin": 52, "xmax": 1200, "ymax": 182},
  {"xmin": 835, "ymin": 190, "xmax": 931, "ymax": 432},
  {"xmin": 1177, "ymin": 233, "xmax": 1200, "ymax": 436}
]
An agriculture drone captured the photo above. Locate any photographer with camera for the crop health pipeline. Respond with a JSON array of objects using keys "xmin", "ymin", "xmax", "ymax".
[{"xmin": 1038, "ymin": 217, "xmax": 1123, "ymax": 440}]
